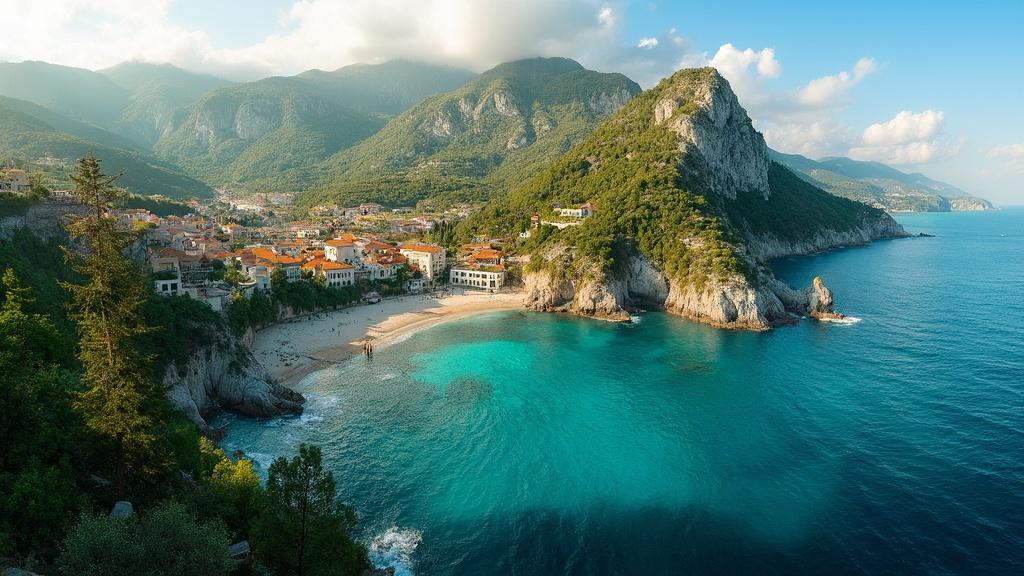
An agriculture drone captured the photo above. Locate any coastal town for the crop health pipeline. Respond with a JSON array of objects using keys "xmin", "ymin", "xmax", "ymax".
[{"xmin": 115, "ymin": 196, "xmax": 517, "ymax": 310}]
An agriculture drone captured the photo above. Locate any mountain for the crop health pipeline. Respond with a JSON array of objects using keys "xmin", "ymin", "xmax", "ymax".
[
  {"xmin": 466, "ymin": 68, "xmax": 906, "ymax": 330},
  {"xmin": 0, "ymin": 61, "xmax": 129, "ymax": 127},
  {"xmin": 771, "ymin": 151, "xmax": 994, "ymax": 211},
  {"xmin": 0, "ymin": 96, "xmax": 212, "ymax": 199},
  {"xmin": 99, "ymin": 62, "xmax": 234, "ymax": 148},
  {"xmin": 291, "ymin": 57, "xmax": 642, "ymax": 208},
  {"xmin": 153, "ymin": 61, "xmax": 475, "ymax": 186}
]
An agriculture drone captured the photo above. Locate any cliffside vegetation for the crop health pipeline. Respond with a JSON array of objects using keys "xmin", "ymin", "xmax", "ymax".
[{"xmin": 0, "ymin": 157, "xmax": 370, "ymax": 574}]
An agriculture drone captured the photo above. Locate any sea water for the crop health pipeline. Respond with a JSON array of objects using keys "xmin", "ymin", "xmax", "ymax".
[{"xmin": 216, "ymin": 209, "xmax": 1024, "ymax": 575}]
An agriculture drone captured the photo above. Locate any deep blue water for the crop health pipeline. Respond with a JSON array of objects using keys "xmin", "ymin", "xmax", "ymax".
[{"xmin": 216, "ymin": 209, "xmax": 1024, "ymax": 575}]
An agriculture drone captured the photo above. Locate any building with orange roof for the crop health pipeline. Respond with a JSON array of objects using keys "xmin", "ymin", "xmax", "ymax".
[
  {"xmin": 468, "ymin": 249, "xmax": 503, "ymax": 266},
  {"xmin": 399, "ymin": 242, "xmax": 447, "ymax": 281},
  {"xmin": 324, "ymin": 237, "xmax": 358, "ymax": 264},
  {"xmin": 302, "ymin": 258, "xmax": 355, "ymax": 287}
]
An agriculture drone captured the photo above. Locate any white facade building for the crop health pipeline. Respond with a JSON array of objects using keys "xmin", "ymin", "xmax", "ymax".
[
  {"xmin": 399, "ymin": 243, "xmax": 446, "ymax": 281},
  {"xmin": 449, "ymin": 266, "xmax": 505, "ymax": 290}
]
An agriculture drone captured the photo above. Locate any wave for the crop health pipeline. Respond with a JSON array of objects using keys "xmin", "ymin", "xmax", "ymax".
[
  {"xmin": 821, "ymin": 315, "xmax": 863, "ymax": 325},
  {"xmin": 368, "ymin": 527, "xmax": 423, "ymax": 576}
]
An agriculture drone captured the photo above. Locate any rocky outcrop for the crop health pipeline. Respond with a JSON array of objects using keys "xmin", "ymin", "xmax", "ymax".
[
  {"xmin": 164, "ymin": 326, "xmax": 304, "ymax": 430},
  {"xmin": 655, "ymin": 70, "xmax": 771, "ymax": 200},
  {"xmin": 949, "ymin": 196, "xmax": 995, "ymax": 211},
  {"xmin": 522, "ymin": 247, "xmax": 851, "ymax": 330}
]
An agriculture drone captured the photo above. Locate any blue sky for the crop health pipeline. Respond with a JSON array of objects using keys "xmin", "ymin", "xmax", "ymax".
[{"xmin": 1, "ymin": 0, "xmax": 1021, "ymax": 203}]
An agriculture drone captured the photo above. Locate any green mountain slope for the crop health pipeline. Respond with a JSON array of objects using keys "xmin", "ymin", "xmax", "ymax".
[
  {"xmin": 154, "ymin": 61, "xmax": 474, "ymax": 186},
  {"xmin": 0, "ymin": 61, "xmax": 129, "ymax": 127},
  {"xmin": 0, "ymin": 97, "xmax": 212, "ymax": 199},
  {"xmin": 770, "ymin": 151, "xmax": 994, "ymax": 211},
  {"xmin": 467, "ymin": 68, "xmax": 905, "ymax": 329},
  {"xmin": 292, "ymin": 57, "xmax": 641, "ymax": 208},
  {"xmin": 100, "ymin": 62, "xmax": 234, "ymax": 147}
]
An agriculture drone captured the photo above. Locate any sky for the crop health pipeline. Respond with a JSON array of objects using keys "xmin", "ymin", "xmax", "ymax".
[{"xmin": 1, "ymin": 0, "xmax": 1021, "ymax": 204}]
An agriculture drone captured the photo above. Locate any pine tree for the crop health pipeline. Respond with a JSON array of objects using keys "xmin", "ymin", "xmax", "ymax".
[
  {"xmin": 62, "ymin": 154, "xmax": 160, "ymax": 500},
  {"xmin": 254, "ymin": 444, "xmax": 369, "ymax": 576}
]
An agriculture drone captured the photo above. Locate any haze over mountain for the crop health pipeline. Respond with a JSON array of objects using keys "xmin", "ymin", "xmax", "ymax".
[
  {"xmin": 100, "ymin": 62, "xmax": 235, "ymax": 148},
  {"xmin": 154, "ymin": 60, "xmax": 474, "ymax": 186},
  {"xmin": 771, "ymin": 151, "xmax": 994, "ymax": 212},
  {"xmin": 292, "ymin": 57, "xmax": 641, "ymax": 208},
  {"xmin": 0, "ymin": 95, "xmax": 212, "ymax": 199}
]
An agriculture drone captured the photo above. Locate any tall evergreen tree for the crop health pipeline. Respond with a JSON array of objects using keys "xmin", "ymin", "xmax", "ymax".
[
  {"xmin": 254, "ymin": 444, "xmax": 369, "ymax": 576},
  {"xmin": 63, "ymin": 154, "xmax": 160, "ymax": 500}
]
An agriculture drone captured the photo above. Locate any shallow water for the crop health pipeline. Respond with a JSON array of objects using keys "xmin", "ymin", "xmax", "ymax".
[{"xmin": 216, "ymin": 209, "xmax": 1024, "ymax": 575}]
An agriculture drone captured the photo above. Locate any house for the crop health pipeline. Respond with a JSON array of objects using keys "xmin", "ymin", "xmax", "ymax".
[
  {"xmin": 249, "ymin": 247, "xmax": 303, "ymax": 281},
  {"xmin": 154, "ymin": 277, "xmax": 183, "ymax": 296},
  {"xmin": 556, "ymin": 202, "xmax": 593, "ymax": 219},
  {"xmin": 449, "ymin": 265, "xmax": 505, "ymax": 291},
  {"xmin": 302, "ymin": 258, "xmax": 356, "ymax": 288},
  {"xmin": 468, "ymin": 248, "xmax": 503, "ymax": 267},
  {"xmin": 0, "ymin": 169, "xmax": 32, "ymax": 193},
  {"xmin": 399, "ymin": 243, "xmax": 446, "ymax": 281},
  {"xmin": 324, "ymin": 237, "xmax": 358, "ymax": 264},
  {"xmin": 358, "ymin": 203, "xmax": 384, "ymax": 215}
]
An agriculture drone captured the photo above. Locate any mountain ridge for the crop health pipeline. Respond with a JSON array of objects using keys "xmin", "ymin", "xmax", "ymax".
[{"xmin": 771, "ymin": 150, "xmax": 994, "ymax": 211}]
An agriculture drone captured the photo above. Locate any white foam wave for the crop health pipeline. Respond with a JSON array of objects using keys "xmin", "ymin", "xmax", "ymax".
[
  {"xmin": 245, "ymin": 451, "xmax": 275, "ymax": 470},
  {"xmin": 380, "ymin": 373, "xmax": 396, "ymax": 381},
  {"xmin": 629, "ymin": 314, "xmax": 643, "ymax": 323},
  {"xmin": 821, "ymin": 315, "xmax": 863, "ymax": 325},
  {"xmin": 368, "ymin": 527, "xmax": 422, "ymax": 576}
]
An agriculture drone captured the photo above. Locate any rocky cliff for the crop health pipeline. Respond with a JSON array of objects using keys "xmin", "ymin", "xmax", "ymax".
[
  {"xmin": 511, "ymin": 67, "xmax": 906, "ymax": 330},
  {"xmin": 164, "ymin": 326, "xmax": 303, "ymax": 430}
]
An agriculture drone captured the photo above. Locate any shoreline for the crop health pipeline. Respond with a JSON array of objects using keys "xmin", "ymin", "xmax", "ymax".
[{"xmin": 252, "ymin": 289, "xmax": 524, "ymax": 388}]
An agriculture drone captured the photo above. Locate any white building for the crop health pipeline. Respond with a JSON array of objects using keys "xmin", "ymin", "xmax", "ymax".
[
  {"xmin": 399, "ymin": 243, "xmax": 446, "ymax": 281},
  {"xmin": 555, "ymin": 202, "xmax": 593, "ymax": 219},
  {"xmin": 324, "ymin": 237, "xmax": 358, "ymax": 264},
  {"xmin": 302, "ymin": 259, "xmax": 356, "ymax": 287},
  {"xmin": 450, "ymin": 265, "xmax": 505, "ymax": 291}
]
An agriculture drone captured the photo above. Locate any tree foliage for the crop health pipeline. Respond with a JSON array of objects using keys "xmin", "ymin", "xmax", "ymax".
[
  {"xmin": 254, "ymin": 444, "xmax": 370, "ymax": 576},
  {"xmin": 58, "ymin": 501, "xmax": 232, "ymax": 576},
  {"xmin": 63, "ymin": 154, "xmax": 165, "ymax": 500}
]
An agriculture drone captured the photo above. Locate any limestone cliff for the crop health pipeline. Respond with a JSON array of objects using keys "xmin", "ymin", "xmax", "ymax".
[
  {"xmin": 510, "ymin": 67, "xmax": 907, "ymax": 330},
  {"xmin": 164, "ymin": 326, "xmax": 303, "ymax": 430}
]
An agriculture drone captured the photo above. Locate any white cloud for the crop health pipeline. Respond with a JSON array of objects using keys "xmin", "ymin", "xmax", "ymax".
[
  {"xmin": 638, "ymin": 37, "xmax": 658, "ymax": 49},
  {"xmin": 848, "ymin": 110, "xmax": 958, "ymax": 164},
  {"xmin": 796, "ymin": 57, "xmax": 877, "ymax": 105},
  {"xmin": 861, "ymin": 110, "xmax": 944, "ymax": 146},
  {"xmin": 0, "ymin": 0, "xmax": 660, "ymax": 80},
  {"xmin": 987, "ymin": 143, "xmax": 1024, "ymax": 159}
]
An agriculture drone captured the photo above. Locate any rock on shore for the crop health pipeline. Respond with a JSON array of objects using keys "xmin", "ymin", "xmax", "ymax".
[{"xmin": 164, "ymin": 326, "xmax": 304, "ymax": 429}]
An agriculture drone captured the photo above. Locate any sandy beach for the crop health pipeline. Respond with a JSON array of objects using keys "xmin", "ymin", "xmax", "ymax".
[{"xmin": 252, "ymin": 289, "xmax": 523, "ymax": 387}]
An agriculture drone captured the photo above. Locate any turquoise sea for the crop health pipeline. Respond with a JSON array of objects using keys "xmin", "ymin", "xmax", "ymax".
[{"xmin": 216, "ymin": 209, "xmax": 1024, "ymax": 575}]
